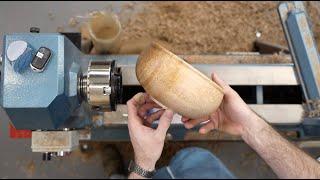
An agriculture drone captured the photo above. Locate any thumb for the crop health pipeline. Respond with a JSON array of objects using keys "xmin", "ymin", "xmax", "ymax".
[
  {"xmin": 211, "ymin": 72, "xmax": 229, "ymax": 89},
  {"xmin": 211, "ymin": 72, "xmax": 234, "ymax": 95},
  {"xmin": 156, "ymin": 109, "xmax": 174, "ymax": 137}
]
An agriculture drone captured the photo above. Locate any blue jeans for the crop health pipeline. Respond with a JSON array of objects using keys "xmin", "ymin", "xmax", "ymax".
[{"xmin": 153, "ymin": 147, "xmax": 235, "ymax": 179}]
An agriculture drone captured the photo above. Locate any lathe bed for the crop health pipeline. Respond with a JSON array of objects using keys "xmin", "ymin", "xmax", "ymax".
[{"xmin": 90, "ymin": 55, "xmax": 307, "ymax": 141}]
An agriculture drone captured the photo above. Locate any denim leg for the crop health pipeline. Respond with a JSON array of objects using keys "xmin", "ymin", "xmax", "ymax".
[
  {"xmin": 153, "ymin": 147, "xmax": 235, "ymax": 179},
  {"xmin": 153, "ymin": 166, "xmax": 173, "ymax": 179}
]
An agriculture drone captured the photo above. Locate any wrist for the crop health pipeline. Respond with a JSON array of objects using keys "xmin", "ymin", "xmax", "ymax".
[
  {"xmin": 135, "ymin": 157, "xmax": 156, "ymax": 171},
  {"xmin": 129, "ymin": 160, "xmax": 156, "ymax": 179}
]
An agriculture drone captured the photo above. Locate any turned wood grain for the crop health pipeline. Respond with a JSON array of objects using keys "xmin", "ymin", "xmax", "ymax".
[{"xmin": 136, "ymin": 42, "xmax": 224, "ymax": 119}]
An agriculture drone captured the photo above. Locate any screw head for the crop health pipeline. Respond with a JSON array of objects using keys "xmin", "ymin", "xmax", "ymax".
[{"xmin": 82, "ymin": 144, "xmax": 89, "ymax": 150}]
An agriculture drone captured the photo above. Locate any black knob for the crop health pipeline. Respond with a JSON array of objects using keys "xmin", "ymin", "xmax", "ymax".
[
  {"xmin": 30, "ymin": 27, "xmax": 40, "ymax": 33},
  {"xmin": 110, "ymin": 61, "xmax": 122, "ymax": 111},
  {"xmin": 114, "ymin": 67, "xmax": 123, "ymax": 103}
]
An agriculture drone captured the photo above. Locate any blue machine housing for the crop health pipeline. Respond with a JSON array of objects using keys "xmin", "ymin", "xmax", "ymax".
[{"xmin": 1, "ymin": 33, "xmax": 88, "ymax": 130}]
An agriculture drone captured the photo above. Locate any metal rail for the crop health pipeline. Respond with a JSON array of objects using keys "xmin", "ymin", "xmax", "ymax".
[
  {"xmin": 121, "ymin": 63, "xmax": 299, "ymax": 86},
  {"xmin": 98, "ymin": 55, "xmax": 303, "ymax": 126},
  {"xmin": 279, "ymin": 2, "xmax": 320, "ymax": 107},
  {"xmin": 102, "ymin": 55, "xmax": 299, "ymax": 86}
]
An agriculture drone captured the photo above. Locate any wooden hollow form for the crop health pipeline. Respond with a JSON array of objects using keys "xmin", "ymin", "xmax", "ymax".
[
  {"xmin": 136, "ymin": 43, "xmax": 224, "ymax": 119},
  {"xmin": 88, "ymin": 11, "xmax": 121, "ymax": 53}
]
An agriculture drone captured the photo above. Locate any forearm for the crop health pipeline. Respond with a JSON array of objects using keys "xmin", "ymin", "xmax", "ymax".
[{"xmin": 242, "ymin": 114, "xmax": 320, "ymax": 179}]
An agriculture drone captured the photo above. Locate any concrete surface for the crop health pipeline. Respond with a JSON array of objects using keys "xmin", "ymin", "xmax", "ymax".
[{"xmin": 0, "ymin": 2, "xmax": 124, "ymax": 178}]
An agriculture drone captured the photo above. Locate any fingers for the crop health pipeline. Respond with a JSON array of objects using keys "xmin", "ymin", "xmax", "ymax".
[
  {"xmin": 145, "ymin": 94, "xmax": 156, "ymax": 103},
  {"xmin": 127, "ymin": 99, "xmax": 143, "ymax": 126},
  {"xmin": 130, "ymin": 93, "xmax": 159, "ymax": 109},
  {"xmin": 138, "ymin": 102, "xmax": 161, "ymax": 118},
  {"xmin": 131, "ymin": 92, "xmax": 148, "ymax": 107},
  {"xmin": 199, "ymin": 113, "xmax": 223, "ymax": 134},
  {"xmin": 199, "ymin": 122, "xmax": 215, "ymax": 134},
  {"xmin": 128, "ymin": 93, "xmax": 167, "ymax": 128},
  {"xmin": 212, "ymin": 72, "xmax": 241, "ymax": 101},
  {"xmin": 211, "ymin": 72, "xmax": 229, "ymax": 89},
  {"xmin": 145, "ymin": 109, "xmax": 165, "ymax": 125},
  {"xmin": 127, "ymin": 93, "xmax": 148, "ymax": 126},
  {"xmin": 183, "ymin": 116, "xmax": 210, "ymax": 129},
  {"xmin": 181, "ymin": 116, "xmax": 189, "ymax": 123},
  {"xmin": 156, "ymin": 110, "xmax": 174, "ymax": 137}
]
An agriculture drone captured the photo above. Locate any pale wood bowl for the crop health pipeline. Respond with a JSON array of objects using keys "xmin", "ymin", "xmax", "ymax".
[{"xmin": 136, "ymin": 43, "xmax": 224, "ymax": 119}]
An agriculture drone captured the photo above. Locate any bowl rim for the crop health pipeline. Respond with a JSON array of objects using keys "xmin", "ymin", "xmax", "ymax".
[{"xmin": 149, "ymin": 42, "xmax": 224, "ymax": 93}]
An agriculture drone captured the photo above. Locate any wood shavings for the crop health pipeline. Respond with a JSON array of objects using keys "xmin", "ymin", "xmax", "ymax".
[
  {"xmin": 74, "ymin": 1, "xmax": 320, "ymax": 64},
  {"xmin": 68, "ymin": 17, "xmax": 79, "ymax": 28},
  {"xmin": 56, "ymin": 26, "xmax": 64, "ymax": 32},
  {"xmin": 112, "ymin": 1, "xmax": 320, "ymax": 60},
  {"xmin": 116, "ymin": 1, "xmax": 287, "ymax": 55}
]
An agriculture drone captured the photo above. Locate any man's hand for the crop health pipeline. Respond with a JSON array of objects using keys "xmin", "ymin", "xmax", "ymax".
[
  {"xmin": 182, "ymin": 72, "xmax": 257, "ymax": 137},
  {"xmin": 127, "ymin": 93, "xmax": 174, "ymax": 172},
  {"xmin": 183, "ymin": 73, "xmax": 320, "ymax": 178}
]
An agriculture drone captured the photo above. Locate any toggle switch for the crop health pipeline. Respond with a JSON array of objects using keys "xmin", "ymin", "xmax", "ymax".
[{"xmin": 30, "ymin": 47, "xmax": 52, "ymax": 73}]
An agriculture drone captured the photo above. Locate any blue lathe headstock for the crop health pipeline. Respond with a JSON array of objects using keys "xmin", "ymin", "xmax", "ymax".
[{"xmin": 1, "ymin": 33, "xmax": 122, "ymax": 131}]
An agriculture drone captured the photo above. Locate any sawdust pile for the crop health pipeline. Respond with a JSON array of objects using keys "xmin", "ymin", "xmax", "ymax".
[{"xmin": 112, "ymin": 1, "xmax": 320, "ymax": 55}]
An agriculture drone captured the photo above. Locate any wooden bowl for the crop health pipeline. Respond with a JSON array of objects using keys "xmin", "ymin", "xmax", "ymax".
[{"xmin": 136, "ymin": 43, "xmax": 224, "ymax": 119}]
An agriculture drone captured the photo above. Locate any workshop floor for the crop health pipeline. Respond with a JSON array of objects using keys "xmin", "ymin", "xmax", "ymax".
[
  {"xmin": 2, "ymin": 122, "xmax": 282, "ymax": 179},
  {"xmin": 1, "ymin": 135, "xmax": 320, "ymax": 179},
  {"xmin": 1, "ymin": 1, "xmax": 320, "ymax": 179}
]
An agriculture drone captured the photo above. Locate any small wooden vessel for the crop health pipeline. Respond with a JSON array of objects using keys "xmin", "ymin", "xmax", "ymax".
[
  {"xmin": 88, "ymin": 11, "xmax": 121, "ymax": 54},
  {"xmin": 136, "ymin": 42, "xmax": 224, "ymax": 119}
]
